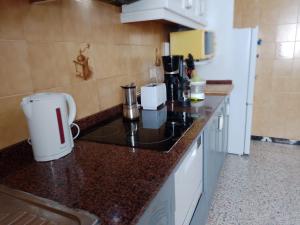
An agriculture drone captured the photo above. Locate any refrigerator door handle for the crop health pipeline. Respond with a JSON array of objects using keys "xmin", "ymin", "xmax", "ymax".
[
  {"xmin": 218, "ymin": 114, "xmax": 224, "ymax": 131},
  {"xmin": 226, "ymin": 103, "xmax": 230, "ymax": 116}
]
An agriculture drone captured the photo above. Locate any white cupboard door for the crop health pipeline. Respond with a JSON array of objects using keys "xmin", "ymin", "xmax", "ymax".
[
  {"xmin": 136, "ymin": 175, "xmax": 175, "ymax": 225},
  {"xmin": 174, "ymin": 137, "xmax": 203, "ymax": 225},
  {"xmin": 199, "ymin": 0, "xmax": 206, "ymax": 16},
  {"xmin": 121, "ymin": 0, "xmax": 207, "ymax": 29}
]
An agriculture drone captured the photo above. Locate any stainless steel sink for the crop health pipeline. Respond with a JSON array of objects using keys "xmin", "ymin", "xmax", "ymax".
[{"xmin": 0, "ymin": 185, "xmax": 100, "ymax": 225}]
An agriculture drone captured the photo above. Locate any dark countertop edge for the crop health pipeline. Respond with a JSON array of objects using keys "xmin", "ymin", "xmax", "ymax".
[{"xmin": 206, "ymin": 80, "xmax": 233, "ymax": 85}]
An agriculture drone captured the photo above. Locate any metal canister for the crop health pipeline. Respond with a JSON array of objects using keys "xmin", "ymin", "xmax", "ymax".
[{"xmin": 121, "ymin": 83, "xmax": 139, "ymax": 120}]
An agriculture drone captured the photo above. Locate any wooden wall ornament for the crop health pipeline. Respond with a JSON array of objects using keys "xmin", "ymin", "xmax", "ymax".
[{"xmin": 73, "ymin": 44, "xmax": 92, "ymax": 80}]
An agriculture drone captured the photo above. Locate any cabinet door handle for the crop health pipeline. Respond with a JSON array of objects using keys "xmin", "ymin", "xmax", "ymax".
[
  {"xmin": 199, "ymin": 0, "xmax": 205, "ymax": 15},
  {"xmin": 226, "ymin": 104, "xmax": 230, "ymax": 116},
  {"xmin": 197, "ymin": 135, "xmax": 202, "ymax": 148},
  {"xmin": 218, "ymin": 115, "xmax": 224, "ymax": 131}
]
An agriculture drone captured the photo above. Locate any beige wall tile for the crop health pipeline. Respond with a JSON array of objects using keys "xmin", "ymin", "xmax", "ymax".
[
  {"xmin": 276, "ymin": 24, "xmax": 297, "ymax": 42},
  {"xmin": 234, "ymin": 0, "xmax": 242, "ymax": 27},
  {"xmin": 0, "ymin": 94, "xmax": 30, "ymax": 149},
  {"xmin": 28, "ymin": 42, "xmax": 74, "ymax": 91},
  {"xmin": 0, "ymin": 0, "xmax": 167, "ymax": 148},
  {"xmin": 256, "ymin": 58, "xmax": 273, "ymax": 75},
  {"xmin": 272, "ymin": 77, "xmax": 300, "ymax": 93},
  {"xmin": 0, "ymin": 0, "xmax": 27, "ymax": 39},
  {"xmin": 239, "ymin": 0, "xmax": 260, "ymax": 27},
  {"xmin": 0, "ymin": 40, "xmax": 32, "ymax": 97},
  {"xmin": 258, "ymin": 24, "xmax": 276, "ymax": 42},
  {"xmin": 252, "ymin": 105, "xmax": 272, "ymax": 137},
  {"xmin": 96, "ymin": 75, "xmax": 130, "ymax": 110},
  {"xmin": 92, "ymin": 44, "xmax": 130, "ymax": 79},
  {"xmin": 272, "ymin": 59, "xmax": 293, "ymax": 77},
  {"xmin": 275, "ymin": 42, "xmax": 295, "ymax": 59},
  {"xmin": 128, "ymin": 24, "xmax": 143, "ymax": 46},
  {"xmin": 91, "ymin": 44, "xmax": 113, "ymax": 78},
  {"xmin": 70, "ymin": 81, "xmax": 99, "ymax": 119},
  {"xmin": 90, "ymin": 1, "xmax": 117, "ymax": 44},
  {"xmin": 129, "ymin": 45, "xmax": 157, "ymax": 78},
  {"xmin": 114, "ymin": 23, "xmax": 130, "ymax": 45},
  {"xmin": 28, "ymin": 42, "xmax": 57, "ymax": 91},
  {"xmin": 236, "ymin": 0, "xmax": 300, "ymax": 140},
  {"xmin": 24, "ymin": 1, "xmax": 63, "ymax": 42},
  {"xmin": 258, "ymin": 42, "xmax": 276, "ymax": 59},
  {"xmin": 292, "ymin": 59, "xmax": 300, "ymax": 77},
  {"xmin": 53, "ymin": 42, "xmax": 73, "ymax": 86},
  {"xmin": 293, "ymin": 42, "xmax": 300, "ymax": 58},
  {"xmin": 270, "ymin": 93, "xmax": 300, "ymax": 139},
  {"xmin": 139, "ymin": 22, "xmax": 157, "ymax": 46},
  {"xmin": 259, "ymin": 0, "xmax": 281, "ymax": 25},
  {"xmin": 283, "ymin": 110, "xmax": 300, "ymax": 139},
  {"xmin": 278, "ymin": 0, "xmax": 299, "ymax": 24},
  {"xmin": 296, "ymin": 24, "xmax": 300, "ymax": 41},
  {"xmin": 40, "ymin": 85, "xmax": 72, "ymax": 95},
  {"xmin": 61, "ymin": 0, "xmax": 92, "ymax": 42},
  {"xmin": 254, "ymin": 76, "xmax": 272, "ymax": 101}
]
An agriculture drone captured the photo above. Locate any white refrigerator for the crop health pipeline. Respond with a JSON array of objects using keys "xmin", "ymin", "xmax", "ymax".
[
  {"xmin": 197, "ymin": 27, "xmax": 258, "ymax": 155},
  {"xmin": 227, "ymin": 28, "xmax": 258, "ymax": 155}
]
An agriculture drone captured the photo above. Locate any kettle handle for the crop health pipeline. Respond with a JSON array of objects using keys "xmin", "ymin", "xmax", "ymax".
[{"xmin": 63, "ymin": 93, "xmax": 76, "ymax": 125}]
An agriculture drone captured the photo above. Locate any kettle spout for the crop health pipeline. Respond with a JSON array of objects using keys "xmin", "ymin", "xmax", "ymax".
[{"xmin": 21, "ymin": 98, "xmax": 32, "ymax": 119}]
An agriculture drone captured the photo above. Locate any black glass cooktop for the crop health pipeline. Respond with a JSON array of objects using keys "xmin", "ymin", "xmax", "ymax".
[{"xmin": 80, "ymin": 106, "xmax": 200, "ymax": 152}]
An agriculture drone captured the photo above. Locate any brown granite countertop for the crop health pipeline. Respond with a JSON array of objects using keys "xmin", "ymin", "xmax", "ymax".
[{"xmin": 0, "ymin": 95, "xmax": 229, "ymax": 225}]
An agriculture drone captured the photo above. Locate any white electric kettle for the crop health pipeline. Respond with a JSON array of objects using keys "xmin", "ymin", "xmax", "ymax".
[{"xmin": 21, "ymin": 93, "xmax": 80, "ymax": 162}]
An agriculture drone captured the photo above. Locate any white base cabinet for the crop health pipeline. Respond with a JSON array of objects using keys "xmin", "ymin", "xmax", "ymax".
[
  {"xmin": 137, "ymin": 135, "xmax": 203, "ymax": 225},
  {"xmin": 190, "ymin": 96, "xmax": 230, "ymax": 225},
  {"xmin": 137, "ymin": 175, "xmax": 175, "ymax": 225},
  {"xmin": 137, "ymin": 97, "xmax": 230, "ymax": 225},
  {"xmin": 174, "ymin": 135, "xmax": 203, "ymax": 225}
]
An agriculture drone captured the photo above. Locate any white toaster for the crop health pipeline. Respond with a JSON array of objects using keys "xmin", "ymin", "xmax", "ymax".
[{"xmin": 141, "ymin": 83, "xmax": 167, "ymax": 110}]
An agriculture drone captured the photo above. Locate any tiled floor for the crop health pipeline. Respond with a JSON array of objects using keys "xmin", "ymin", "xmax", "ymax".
[{"xmin": 206, "ymin": 141, "xmax": 300, "ymax": 225}]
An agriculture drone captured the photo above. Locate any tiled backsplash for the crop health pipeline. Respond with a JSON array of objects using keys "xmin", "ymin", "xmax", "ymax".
[
  {"xmin": 235, "ymin": 0, "xmax": 300, "ymax": 140},
  {"xmin": 0, "ymin": 0, "xmax": 168, "ymax": 149}
]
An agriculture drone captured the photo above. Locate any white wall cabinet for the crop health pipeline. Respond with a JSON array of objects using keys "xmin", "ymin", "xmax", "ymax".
[{"xmin": 121, "ymin": 0, "xmax": 207, "ymax": 29}]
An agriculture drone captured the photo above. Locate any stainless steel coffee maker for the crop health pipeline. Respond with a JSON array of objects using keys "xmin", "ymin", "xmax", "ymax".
[{"xmin": 121, "ymin": 83, "xmax": 139, "ymax": 120}]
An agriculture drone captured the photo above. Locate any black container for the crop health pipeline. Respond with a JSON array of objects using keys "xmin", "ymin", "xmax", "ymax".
[
  {"xmin": 162, "ymin": 55, "xmax": 184, "ymax": 102},
  {"xmin": 162, "ymin": 55, "xmax": 182, "ymax": 73}
]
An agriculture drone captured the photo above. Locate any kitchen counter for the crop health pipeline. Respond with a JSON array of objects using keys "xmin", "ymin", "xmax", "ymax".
[
  {"xmin": 205, "ymin": 84, "xmax": 233, "ymax": 96},
  {"xmin": 0, "ymin": 94, "xmax": 231, "ymax": 225}
]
